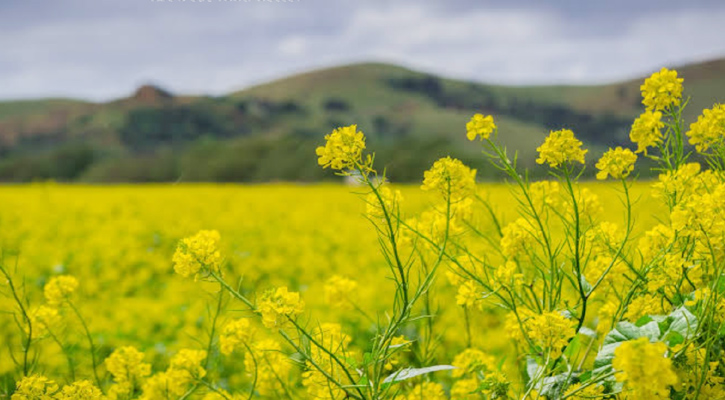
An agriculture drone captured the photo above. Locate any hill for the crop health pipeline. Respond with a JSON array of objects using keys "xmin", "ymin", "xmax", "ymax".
[{"xmin": 0, "ymin": 59, "xmax": 723, "ymax": 182}]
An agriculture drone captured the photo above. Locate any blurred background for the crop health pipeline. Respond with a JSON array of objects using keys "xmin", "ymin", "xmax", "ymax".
[{"xmin": 1, "ymin": 0, "xmax": 724, "ymax": 182}]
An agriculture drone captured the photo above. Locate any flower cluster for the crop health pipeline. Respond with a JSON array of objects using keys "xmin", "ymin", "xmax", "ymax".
[
  {"xmin": 613, "ymin": 337, "xmax": 678, "ymax": 399},
  {"xmin": 172, "ymin": 230, "xmax": 222, "ymax": 278},
  {"xmin": 219, "ymin": 318, "xmax": 253, "ymax": 355},
  {"xmin": 105, "ymin": 346, "xmax": 152, "ymax": 398},
  {"xmin": 640, "ymin": 67, "xmax": 684, "ymax": 111},
  {"xmin": 535, "ymin": 128, "xmax": 587, "ymax": 168},
  {"xmin": 315, "ymin": 124, "xmax": 369, "ymax": 171},
  {"xmin": 595, "ymin": 147, "xmax": 637, "ymax": 180},
  {"xmin": 44, "ymin": 275, "xmax": 79, "ymax": 307},
  {"xmin": 421, "ymin": 156, "xmax": 477, "ymax": 201},
  {"xmin": 687, "ymin": 103, "xmax": 725, "ymax": 152},
  {"xmin": 466, "ymin": 113, "xmax": 496, "ymax": 141},
  {"xmin": 630, "ymin": 110, "xmax": 664, "ymax": 154},
  {"xmin": 258, "ymin": 286, "xmax": 305, "ymax": 328}
]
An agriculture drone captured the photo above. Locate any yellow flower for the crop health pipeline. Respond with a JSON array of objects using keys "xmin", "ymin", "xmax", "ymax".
[
  {"xmin": 219, "ymin": 318, "xmax": 253, "ymax": 355},
  {"xmin": 526, "ymin": 311, "xmax": 576, "ymax": 359},
  {"xmin": 624, "ymin": 294, "xmax": 671, "ymax": 322},
  {"xmin": 640, "ymin": 67, "xmax": 684, "ymax": 111},
  {"xmin": 366, "ymin": 186, "xmax": 403, "ymax": 220},
  {"xmin": 451, "ymin": 378, "xmax": 479, "ymax": 400},
  {"xmin": 451, "ymin": 348, "xmax": 496, "ymax": 377},
  {"xmin": 595, "ymin": 147, "xmax": 637, "ymax": 180},
  {"xmin": 494, "ymin": 261, "xmax": 523, "ymax": 288},
  {"xmin": 28, "ymin": 305, "xmax": 61, "ymax": 336},
  {"xmin": 323, "ymin": 275, "xmax": 358, "ymax": 310},
  {"xmin": 613, "ymin": 337, "xmax": 677, "ymax": 399},
  {"xmin": 629, "ymin": 110, "xmax": 664, "ymax": 154},
  {"xmin": 55, "ymin": 380, "xmax": 104, "ymax": 400},
  {"xmin": 258, "ymin": 286, "xmax": 305, "ymax": 328},
  {"xmin": 455, "ymin": 280, "xmax": 479, "ymax": 308},
  {"xmin": 535, "ymin": 129, "xmax": 587, "ymax": 168},
  {"xmin": 44, "ymin": 275, "xmax": 79, "ymax": 307},
  {"xmin": 596, "ymin": 301, "xmax": 619, "ymax": 336},
  {"xmin": 466, "ymin": 113, "xmax": 496, "ymax": 141},
  {"xmin": 687, "ymin": 103, "xmax": 725, "ymax": 152},
  {"xmin": 169, "ymin": 349, "xmax": 207, "ymax": 382},
  {"xmin": 316, "ymin": 125, "xmax": 369, "ymax": 171},
  {"xmin": 172, "ymin": 230, "xmax": 222, "ymax": 278},
  {"xmin": 404, "ymin": 382, "xmax": 447, "ymax": 400},
  {"xmin": 105, "ymin": 346, "xmax": 151, "ymax": 394},
  {"xmin": 11, "ymin": 375, "xmax": 58, "ymax": 400},
  {"xmin": 481, "ymin": 371, "xmax": 510, "ymax": 399},
  {"xmin": 141, "ymin": 371, "xmax": 187, "ymax": 400},
  {"xmin": 638, "ymin": 224, "xmax": 674, "ymax": 262},
  {"xmin": 500, "ymin": 218, "xmax": 536, "ymax": 258},
  {"xmin": 421, "ymin": 156, "xmax": 477, "ymax": 201}
]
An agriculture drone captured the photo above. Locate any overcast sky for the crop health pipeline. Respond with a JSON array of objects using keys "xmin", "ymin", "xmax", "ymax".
[{"xmin": 2, "ymin": 0, "xmax": 725, "ymax": 101}]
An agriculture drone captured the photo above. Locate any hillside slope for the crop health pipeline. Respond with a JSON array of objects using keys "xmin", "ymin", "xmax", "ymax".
[{"xmin": 0, "ymin": 58, "xmax": 723, "ymax": 182}]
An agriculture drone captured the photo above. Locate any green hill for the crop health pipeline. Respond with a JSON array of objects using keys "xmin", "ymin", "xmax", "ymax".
[{"xmin": 0, "ymin": 58, "xmax": 723, "ymax": 182}]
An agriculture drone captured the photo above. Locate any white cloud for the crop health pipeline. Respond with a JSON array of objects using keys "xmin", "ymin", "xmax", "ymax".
[{"xmin": 0, "ymin": 1, "xmax": 723, "ymax": 100}]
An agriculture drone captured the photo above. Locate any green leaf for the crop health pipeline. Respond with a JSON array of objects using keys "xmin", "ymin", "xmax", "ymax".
[
  {"xmin": 667, "ymin": 307, "xmax": 698, "ymax": 340},
  {"xmin": 382, "ymin": 365, "xmax": 455, "ymax": 384},
  {"xmin": 594, "ymin": 321, "xmax": 661, "ymax": 373}
]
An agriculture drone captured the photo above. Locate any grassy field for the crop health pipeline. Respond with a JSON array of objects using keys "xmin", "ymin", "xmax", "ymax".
[{"xmin": 0, "ymin": 182, "xmax": 663, "ymax": 397}]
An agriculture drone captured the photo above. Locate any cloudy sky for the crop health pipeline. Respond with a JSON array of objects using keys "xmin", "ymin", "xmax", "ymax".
[{"xmin": 2, "ymin": 0, "xmax": 724, "ymax": 101}]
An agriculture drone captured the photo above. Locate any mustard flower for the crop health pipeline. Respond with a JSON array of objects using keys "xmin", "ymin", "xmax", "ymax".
[
  {"xmin": 316, "ymin": 124, "xmax": 368, "ymax": 171},
  {"xmin": 455, "ymin": 280, "xmax": 479, "ymax": 308},
  {"xmin": 451, "ymin": 348, "xmax": 496, "ymax": 378},
  {"xmin": 595, "ymin": 147, "xmax": 637, "ymax": 180},
  {"xmin": 258, "ymin": 286, "xmax": 305, "ymax": 328},
  {"xmin": 404, "ymin": 382, "xmax": 447, "ymax": 400},
  {"xmin": 323, "ymin": 275, "xmax": 358, "ymax": 309},
  {"xmin": 535, "ymin": 129, "xmax": 587, "ymax": 168},
  {"xmin": 494, "ymin": 261, "xmax": 523, "ymax": 289},
  {"xmin": 624, "ymin": 294, "xmax": 671, "ymax": 322},
  {"xmin": 613, "ymin": 337, "xmax": 677, "ymax": 399},
  {"xmin": 481, "ymin": 371, "xmax": 510, "ymax": 399},
  {"xmin": 219, "ymin": 318, "xmax": 253, "ymax": 355},
  {"xmin": 105, "ymin": 346, "xmax": 152, "ymax": 388},
  {"xmin": 466, "ymin": 113, "xmax": 496, "ymax": 141},
  {"xmin": 500, "ymin": 218, "xmax": 536, "ymax": 258},
  {"xmin": 169, "ymin": 349, "xmax": 207, "ymax": 382},
  {"xmin": 638, "ymin": 224, "xmax": 674, "ymax": 261},
  {"xmin": 526, "ymin": 311, "xmax": 576, "ymax": 359},
  {"xmin": 596, "ymin": 301, "xmax": 619, "ymax": 336},
  {"xmin": 421, "ymin": 156, "xmax": 477, "ymax": 201},
  {"xmin": 141, "ymin": 371, "xmax": 187, "ymax": 400},
  {"xmin": 687, "ymin": 103, "xmax": 725, "ymax": 152},
  {"xmin": 630, "ymin": 110, "xmax": 664, "ymax": 154},
  {"xmin": 640, "ymin": 67, "xmax": 684, "ymax": 111},
  {"xmin": 28, "ymin": 305, "xmax": 61, "ymax": 336},
  {"xmin": 11, "ymin": 375, "xmax": 58, "ymax": 400},
  {"xmin": 172, "ymin": 230, "xmax": 222, "ymax": 278},
  {"xmin": 451, "ymin": 378, "xmax": 479, "ymax": 400},
  {"xmin": 55, "ymin": 380, "xmax": 104, "ymax": 400},
  {"xmin": 44, "ymin": 275, "xmax": 78, "ymax": 307}
]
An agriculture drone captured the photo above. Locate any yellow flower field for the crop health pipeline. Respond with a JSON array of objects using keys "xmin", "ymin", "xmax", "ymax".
[
  {"xmin": 0, "ymin": 182, "xmax": 659, "ymax": 394},
  {"xmin": 3, "ymin": 67, "xmax": 725, "ymax": 399}
]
